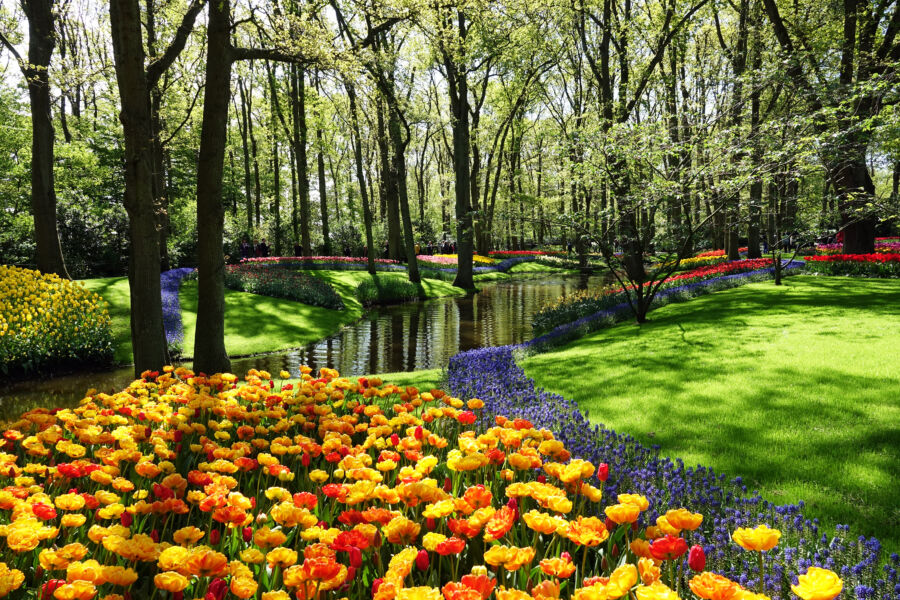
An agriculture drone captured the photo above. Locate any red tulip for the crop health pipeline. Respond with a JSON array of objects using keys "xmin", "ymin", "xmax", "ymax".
[
  {"xmin": 415, "ymin": 549, "xmax": 430, "ymax": 571},
  {"xmin": 688, "ymin": 545, "xmax": 706, "ymax": 571},
  {"xmin": 649, "ymin": 535, "xmax": 689, "ymax": 561},
  {"xmin": 597, "ymin": 463, "xmax": 609, "ymax": 482}
]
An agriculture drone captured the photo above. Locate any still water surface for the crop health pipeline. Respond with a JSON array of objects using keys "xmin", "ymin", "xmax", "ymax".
[{"xmin": 1, "ymin": 273, "xmax": 609, "ymax": 416}]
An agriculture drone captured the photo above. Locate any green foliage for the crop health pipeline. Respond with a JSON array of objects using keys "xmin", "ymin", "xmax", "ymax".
[
  {"xmin": 356, "ymin": 276, "xmax": 423, "ymax": 306},
  {"xmin": 224, "ymin": 264, "xmax": 345, "ymax": 310}
]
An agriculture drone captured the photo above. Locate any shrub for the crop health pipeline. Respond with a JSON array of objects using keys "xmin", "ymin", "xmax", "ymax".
[
  {"xmin": 805, "ymin": 253, "xmax": 900, "ymax": 277},
  {"xmin": 0, "ymin": 265, "xmax": 113, "ymax": 376},
  {"xmin": 356, "ymin": 276, "xmax": 423, "ymax": 306},
  {"xmin": 224, "ymin": 264, "xmax": 344, "ymax": 309}
]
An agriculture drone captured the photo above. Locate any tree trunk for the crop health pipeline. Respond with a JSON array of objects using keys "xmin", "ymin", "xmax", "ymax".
[
  {"xmin": 146, "ymin": 0, "xmax": 170, "ymax": 271},
  {"xmin": 271, "ymin": 94, "xmax": 282, "ymax": 255},
  {"xmin": 238, "ymin": 80, "xmax": 254, "ymax": 233},
  {"xmin": 291, "ymin": 65, "xmax": 311, "ymax": 256},
  {"xmin": 346, "ymin": 83, "xmax": 377, "ymax": 274},
  {"xmin": 387, "ymin": 105, "xmax": 420, "ymax": 284},
  {"xmin": 831, "ymin": 153, "xmax": 877, "ymax": 254},
  {"xmin": 193, "ymin": 0, "xmax": 231, "ymax": 374},
  {"xmin": 110, "ymin": 0, "xmax": 169, "ymax": 374},
  {"xmin": 377, "ymin": 99, "xmax": 402, "ymax": 260},
  {"xmin": 446, "ymin": 12, "xmax": 474, "ymax": 290},
  {"xmin": 317, "ymin": 126, "xmax": 331, "ymax": 255},
  {"xmin": 22, "ymin": 0, "xmax": 69, "ymax": 277}
]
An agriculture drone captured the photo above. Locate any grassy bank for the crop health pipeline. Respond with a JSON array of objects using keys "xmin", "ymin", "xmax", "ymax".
[
  {"xmin": 80, "ymin": 277, "xmax": 133, "ymax": 364},
  {"xmin": 521, "ymin": 276, "xmax": 900, "ymax": 553},
  {"xmin": 84, "ymin": 270, "xmax": 464, "ymax": 363}
]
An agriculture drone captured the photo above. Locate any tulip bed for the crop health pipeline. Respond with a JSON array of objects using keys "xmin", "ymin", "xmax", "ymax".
[
  {"xmin": 804, "ymin": 254, "xmax": 900, "ymax": 278},
  {"xmin": 0, "ymin": 266, "xmax": 114, "ymax": 378},
  {"xmin": 0, "ymin": 365, "xmax": 858, "ymax": 600}
]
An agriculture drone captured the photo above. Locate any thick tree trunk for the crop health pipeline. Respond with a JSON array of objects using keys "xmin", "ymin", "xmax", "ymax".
[
  {"xmin": 22, "ymin": 0, "xmax": 68, "ymax": 277},
  {"xmin": 110, "ymin": 0, "xmax": 169, "ymax": 374},
  {"xmin": 446, "ymin": 13, "xmax": 474, "ymax": 290},
  {"xmin": 831, "ymin": 155, "xmax": 877, "ymax": 254},
  {"xmin": 193, "ymin": 0, "xmax": 231, "ymax": 374}
]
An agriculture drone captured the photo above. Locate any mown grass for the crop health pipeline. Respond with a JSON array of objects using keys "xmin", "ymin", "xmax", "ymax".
[
  {"xmin": 83, "ymin": 270, "xmax": 463, "ymax": 363},
  {"xmin": 80, "ymin": 277, "xmax": 133, "ymax": 364},
  {"xmin": 521, "ymin": 276, "xmax": 900, "ymax": 554}
]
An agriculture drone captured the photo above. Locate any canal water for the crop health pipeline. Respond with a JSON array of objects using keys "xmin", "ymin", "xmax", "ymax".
[{"xmin": 0, "ymin": 273, "xmax": 609, "ymax": 416}]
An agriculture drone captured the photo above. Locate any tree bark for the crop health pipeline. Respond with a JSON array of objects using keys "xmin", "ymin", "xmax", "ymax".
[
  {"xmin": 21, "ymin": 0, "xmax": 69, "ymax": 277},
  {"xmin": 193, "ymin": 0, "xmax": 231, "ymax": 374},
  {"xmin": 346, "ymin": 83, "xmax": 377, "ymax": 274},
  {"xmin": 444, "ymin": 11, "xmax": 475, "ymax": 290},
  {"xmin": 315, "ymin": 72, "xmax": 331, "ymax": 255},
  {"xmin": 292, "ymin": 66, "xmax": 311, "ymax": 256},
  {"xmin": 110, "ymin": 0, "xmax": 169, "ymax": 374}
]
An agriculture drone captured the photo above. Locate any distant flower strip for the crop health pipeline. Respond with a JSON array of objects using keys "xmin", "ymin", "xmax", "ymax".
[
  {"xmin": 160, "ymin": 268, "xmax": 195, "ymax": 349},
  {"xmin": 815, "ymin": 243, "xmax": 900, "ymax": 255},
  {"xmin": 241, "ymin": 256, "xmax": 401, "ymax": 266},
  {"xmin": 805, "ymin": 254, "xmax": 900, "ymax": 278},
  {"xmin": 488, "ymin": 250, "xmax": 565, "ymax": 257}
]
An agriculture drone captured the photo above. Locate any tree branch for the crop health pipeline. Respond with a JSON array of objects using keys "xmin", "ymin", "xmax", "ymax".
[
  {"xmin": 0, "ymin": 30, "xmax": 25, "ymax": 71},
  {"xmin": 231, "ymin": 46, "xmax": 309, "ymax": 64},
  {"xmin": 146, "ymin": 0, "xmax": 205, "ymax": 86}
]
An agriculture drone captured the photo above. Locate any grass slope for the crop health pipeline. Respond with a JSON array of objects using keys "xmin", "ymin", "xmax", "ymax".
[
  {"xmin": 80, "ymin": 277, "xmax": 133, "ymax": 364},
  {"xmin": 521, "ymin": 276, "xmax": 900, "ymax": 553},
  {"xmin": 85, "ymin": 270, "xmax": 464, "ymax": 363}
]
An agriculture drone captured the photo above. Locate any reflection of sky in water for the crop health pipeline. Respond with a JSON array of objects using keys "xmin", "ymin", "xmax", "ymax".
[{"xmin": 1, "ymin": 273, "xmax": 610, "ymax": 416}]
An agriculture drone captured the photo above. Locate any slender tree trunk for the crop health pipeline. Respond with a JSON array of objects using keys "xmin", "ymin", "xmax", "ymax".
[
  {"xmin": 377, "ymin": 99, "xmax": 402, "ymax": 259},
  {"xmin": 194, "ymin": 0, "xmax": 231, "ymax": 374},
  {"xmin": 316, "ymin": 130, "xmax": 331, "ymax": 255},
  {"xmin": 270, "ymin": 93, "xmax": 282, "ymax": 255},
  {"xmin": 346, "ymin": 83, "xmax": 376, "ymax": 274},
  {"xmin": 238, "ymin": 80, "xmax": 254, "ymax": 233},
  {"xmin": 387, "ymin": 105, "xmax": 420, "ymax": 283},
  {"xmin": 291, "ymin": 65, "xmax": 311, "ymax": 255},
  {"xmin": 110, "ymin": 0, "xmax": 169, "ymax": 374}
]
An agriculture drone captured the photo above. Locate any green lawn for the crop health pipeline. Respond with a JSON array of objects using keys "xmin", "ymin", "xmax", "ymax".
[
  {"xmin": 507, "ymin": 262, "xmax": 578, "ymax": 274},
  {"xmin": 521, "ymin": 276, "xmax": 900, "ymax": 553},
  {"xmin": 83, "ymin": 270, "xmax": 463, "ymax": 363},
  {"xmin": 80, "ymin": 277, "xmax": 133, "ymax": 364}
]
